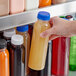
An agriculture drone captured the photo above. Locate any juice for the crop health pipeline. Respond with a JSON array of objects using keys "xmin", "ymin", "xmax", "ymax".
[
  {"xmin": 10, "ymin": 0, "xmax": 24, "ymax": 14},
  {"xmin": 51, "ymin": 18, "xmax": 70, "ymax": 76},
  {"xmin": 30, "ymin": 41, "xmax": 52, "ymax": 76},
  {"xmin": 52, "ymin": 37, "xmax": 70, "ymax": 76},
  {"xmin": 39, "ymin": 0, "xmax": 51, "ymax": 8},
  {"xmin": 65, "ymin": 15, "xmax": 76, "ymax": 71},
  {"xmin": 0, "ymin": 0, "xmax": 9, "ymax": 16},
  {"xmin": 28, "ymin": 11, "xmax": 51, "ymax": 70},
  {"xmin": 10, "ymin": 35, "xmax": 25, "ymax": 76},
  {"xmin": 16, "ymin": 25, "xmax": 30, "ymax": 75},
  {"xmin": 69, "ymin": 36, "xmax": 76, "ymax": 71},
  {"xmin": 0, "ymin": 39, "xmax": 9, "ymax": 76}
]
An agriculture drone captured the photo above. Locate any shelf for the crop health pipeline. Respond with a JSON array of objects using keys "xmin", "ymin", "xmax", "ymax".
[{"xmin": 0, "ymin": 1, "xmax": 76, "ymax": 31}]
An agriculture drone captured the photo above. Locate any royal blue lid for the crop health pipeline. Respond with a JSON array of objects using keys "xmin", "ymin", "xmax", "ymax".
[
  {"xmin": 16, "ymin": 25, "xmax": 28, "ymax": 32},
  {"xmin": 37, "ymin": 11, "xmax": 50, "ymax": 21}
]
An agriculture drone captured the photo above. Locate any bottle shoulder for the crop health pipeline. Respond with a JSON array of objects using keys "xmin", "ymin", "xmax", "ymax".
[{"xmin": 34, "ymin": 20, "xmax": 50, "ymax": 27}]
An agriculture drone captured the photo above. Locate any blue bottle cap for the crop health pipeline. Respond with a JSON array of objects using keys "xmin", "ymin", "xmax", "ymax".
[
  {"xmin": 16, "ymin": 25, "xmax": 28, "ymax": 32},
  {"xmin": 37, "ymin": 11, "xmax": 50, "ymax": 21}
]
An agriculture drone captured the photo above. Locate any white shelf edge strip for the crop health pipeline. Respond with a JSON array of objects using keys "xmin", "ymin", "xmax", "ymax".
[{"xmin": 0, "ymin": 1, "xmax": 76, "ymax": 31}]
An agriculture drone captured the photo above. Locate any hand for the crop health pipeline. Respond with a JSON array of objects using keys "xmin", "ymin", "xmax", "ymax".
[{"xmin": 40, "ymin": 16, "xmax": 74, "ymax": 40}]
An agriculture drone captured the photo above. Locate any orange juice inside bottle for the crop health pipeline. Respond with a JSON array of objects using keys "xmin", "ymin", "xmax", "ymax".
[
  {"xmin": 28, "ymin": 11, "xmax": 51, "ymax": 70},
  {"xmin": 39, "ymin": 0, "xmax": 51, "ymax": 8},
  {"xmin": 0, "ymin": 39, "xmax": 9, "ymax": 76}
]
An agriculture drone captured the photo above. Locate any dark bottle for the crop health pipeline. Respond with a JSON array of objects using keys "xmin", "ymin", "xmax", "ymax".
[
  {"xmin": 30, "ymin": 41, "xmax": 52, "ymax": 76},
  {"xmin": 10, "ymin": 35, "xmax": 25, "ymax": 76},
  {"xmin": 51, "ymin": 18, "xmax": 70, "ymax": 76},
  {"xmin": 3, "ymin": 28, "xmax": 16, "ymax": 51},
  {"xmin": 0, "ymin": 31, "xmax": 3, "ymax": 38}
]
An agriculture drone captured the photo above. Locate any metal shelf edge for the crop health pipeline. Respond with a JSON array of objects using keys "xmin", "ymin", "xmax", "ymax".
[{"xmin": 0, "ymin": 1, "xmax": 76, "ymax": 31}]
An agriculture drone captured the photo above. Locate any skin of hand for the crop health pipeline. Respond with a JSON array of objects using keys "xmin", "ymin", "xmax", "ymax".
[{"xmin": 40, "ymin": 16, "xmax": 76, "ymax": 40}]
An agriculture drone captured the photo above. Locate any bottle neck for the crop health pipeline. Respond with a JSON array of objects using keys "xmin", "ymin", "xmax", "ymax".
[
  {"xmin": 0, "ymin": 48, "xmax": 6, "ymax": 52},
  {"xmin": 38, "ymin": 19, "xmax": 49, "ymax": 23}
]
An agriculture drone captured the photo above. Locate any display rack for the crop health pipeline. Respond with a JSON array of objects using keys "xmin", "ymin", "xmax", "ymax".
[{"xmin": 0, "ymin": 1, "xmax": 76, "ymax": 31}]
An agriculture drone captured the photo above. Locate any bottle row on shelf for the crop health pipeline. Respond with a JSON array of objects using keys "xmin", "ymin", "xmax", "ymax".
[
  {"xmin": 0, "ymin": 0, "xmax": 68, "ymax": 17},
  {"xmin": 0, "ymin": 11, "xmax": 76, "ymax": 76}
]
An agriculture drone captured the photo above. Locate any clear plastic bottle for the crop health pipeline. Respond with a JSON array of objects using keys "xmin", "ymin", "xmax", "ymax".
[
  {"xmin": 10, "ymin": 0, "xmax": 24, "ymax": 14},
  {"xmin": 10, "ymin": 35, "xmax": 24, "ymax": 76},
  {"xmin": 30, "ymin": 41, "xmax": 52, "ymax": 76},
  {"xmin": 0, "ymin": 39, "xmax": 9, "ymax": 76},
  {"xmin": 39, "ymin": 0, "xmax": 51, "ymax": 8},
  {"xmin": 3, "ymin": 28, "xmax": 16, "ymax": 51},
  {"xmin": 51, "ymin": 18, "xmax": 70, "ymax": 76},
  {"xmin": 16, "ymin": 25, "xmax": 30, "ymax": 76},
  {"xmin": 52, "ymin": 0, "xmax": 67, "ymax": 4},
  {"xmin": 65, "ymin": 15, "xmax": 76, "ymax": 71},
  {"xmin": 25, "ymin": 0, "xmax": 39, "ymax": 10},
  {"xmin": 28, "ymin": 11, "xmax": 51, "ymax": 70},
  {"xmin": 0, "ymin": 0, "xmax": 9, "ymax": 16}
]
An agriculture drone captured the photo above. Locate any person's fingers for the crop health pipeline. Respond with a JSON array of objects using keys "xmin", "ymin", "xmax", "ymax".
[
  {"xmin": 40, "ymin": 27, "xmax": 56, "ymax": 38},
  {"xmin": 49, "ymin": 35, "xmax": 60, "ymax": 40}
]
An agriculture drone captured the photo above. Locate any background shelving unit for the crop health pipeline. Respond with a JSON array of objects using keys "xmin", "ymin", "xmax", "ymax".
[{"xmin": 0, "ymin": 1, "xmax": 76, "ymax": 31}]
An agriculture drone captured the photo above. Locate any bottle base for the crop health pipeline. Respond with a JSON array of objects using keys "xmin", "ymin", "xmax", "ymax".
[{"xmin": 69, "ymin": 65, "xmax": 76, "ymax": 71}]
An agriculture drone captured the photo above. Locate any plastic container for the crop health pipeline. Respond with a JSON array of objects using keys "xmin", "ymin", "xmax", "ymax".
[
  {"xmin": 0, "ymin": 0, "xmax": 9, "ymax": 16},
  {"xmin": 10, "ymin": 0, "xmax": 24, "ymax": 14},
  {"xmin": 16, "ymin": 25, "xmax": 30, "ymax": 75},
  {"xmin": 10, "ymin": 35, "xmax": 24, "ymax": 76},
  {"xmin": 0, "ymin": 39, "xmax": 9, "ymax": 76},
  {"xmin": 3, "ymin": 28, "xmax": 16, "ymax": 51},
  {"xmin": 30, "ymin": 41, "xmax": 52, "ymax": 76},
  {"xmin": 39, "ymin": 0, "xmax": 51, "ymax": 8},
  {"xmin": 28, "ymin": 11, "xmax": 51, "ymax": 70},
  {"xmin": 51, "ymin": 18, "xmax": 70, "ymax": 76},
  {"xmin": 65, "ymin": 15, "xmax": 76, "ymax": 71},
  {"xmin": 25, "ymin": 0, "xmax": 39, "ymax": 10},
  {"xmin": 52, "ymin": 0, "xmax": 67, "ymax": 4},
  {"xmin": 69, "ymin": 36, "xmax": 76, "ymax": 71}
]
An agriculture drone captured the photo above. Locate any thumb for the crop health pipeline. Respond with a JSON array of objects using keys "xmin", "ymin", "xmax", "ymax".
[{"xmin": 40, "ymin": 27, "xmax": 55, "ymax": 38}]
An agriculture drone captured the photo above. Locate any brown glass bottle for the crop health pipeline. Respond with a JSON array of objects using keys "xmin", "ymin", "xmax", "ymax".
[{"xmin": 10, "ymin": 35, "xmax": 25, "ymax": 76}]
